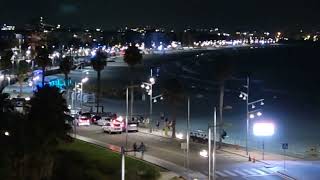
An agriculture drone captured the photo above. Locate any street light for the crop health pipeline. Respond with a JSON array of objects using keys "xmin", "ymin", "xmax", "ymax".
[
  {"xmin": 239, "ymin": 77, "xmax": 265, "ymax": 155},
  {"xmin": 253, "ymin": 122, "xmax": 275, "ymax": 160},
  {"xmin": 141, "ymin": 77, "xmax": 161, "ymax": 133}
]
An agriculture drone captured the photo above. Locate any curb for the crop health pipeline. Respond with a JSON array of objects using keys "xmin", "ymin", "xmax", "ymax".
[
  {"xmin": 220, "ymin": 149, "xmax": 272, "ymax": 166},
  {"xmin": 277, "ymin": 171, "xmax": 297, "ymax": 180}
]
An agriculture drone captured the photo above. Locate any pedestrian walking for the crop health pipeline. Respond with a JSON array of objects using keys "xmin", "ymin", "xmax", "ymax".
[
  {"xmin": 133, "ymin": 142, "xmax": 137, "ymax": 156},
  {"xmin": 156, "ymin": 120, "xmax": 160, "ymax": 130},
  {"xmin": 139, "ymin": 142, "xmax": 145, "ymax": 159}
]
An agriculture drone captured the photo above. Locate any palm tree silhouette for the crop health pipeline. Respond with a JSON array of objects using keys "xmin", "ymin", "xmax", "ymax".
[
  {"xmin": 213, "ymin": 58, "xmax": 233, "ymax": 149},
  {"xmin": 91, "ymin": 49, "xmax": 107, "ymax": 113},
  {"xmin": 15, "ymin": 60, "xmax": 30, "ymax": 96},
  {"xmin": 59, "ymin": 56, "xmax": 73, "ymax": 89},
  {"xmin": 123, "ymin": 45, "xmax": 143, "ymax": 119},
  {"xmin": 35, "ymin": 46, "xmax": 51, "ymax": 87},
  {"xmin": 162, "ymin": 78, "xmax": 184, "ymax": 138}
]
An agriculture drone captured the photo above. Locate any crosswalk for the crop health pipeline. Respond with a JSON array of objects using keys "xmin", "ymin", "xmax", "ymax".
[{"xmin": 214, "ymin": 167, "xmax": 274, "ymax": 178}]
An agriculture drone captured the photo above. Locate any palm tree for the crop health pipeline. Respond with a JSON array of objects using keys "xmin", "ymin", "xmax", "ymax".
[
  {"xmin": 213, "ymin": 57, "xmax": 233, "ymax": 149},
  {"xmin": 91, "ymin": 49, "xmax": 107, "ymax": 113},
  {"xmin": 15, "ymin": 60, "xmax": 30, "ymax": 96},
  {"xmin": 123, "ymin": 45, "xmax": 143, "ymax": 68},
  {"xmin": 35, "ymin": 46, "xmax": 51, "ymax": 87},
  {"xmin": 162, "ymin": 78, "xmax": 184, "ymax": 138},
  {"xmin": 0, "ymin": 50, "xmax": 13, "ymax": 86},
  {"xmin": 59, "ymin": 56, "xmax": 73, "ymax": 89},
  {"xmin": 123, "ymin": 45, "xmax": 143, "ymax": 119}
]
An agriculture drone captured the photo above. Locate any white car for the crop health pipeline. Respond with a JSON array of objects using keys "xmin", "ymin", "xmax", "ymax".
[
  {"xmin": 102, "ymin": 121, "xmax": 122, "ymax": 134},
  {"xmin": 76, "ymin": 113, "xmax": 91, "ymax": 126},
  {"xmin": 124, "ymin": 122, "xmax": 138, "ymax": 132},
  {"xmin": 96, "ymin": 117, "xmax": 111, "ymax": 126}
]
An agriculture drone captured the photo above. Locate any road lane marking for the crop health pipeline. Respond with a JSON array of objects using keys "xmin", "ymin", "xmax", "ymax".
[
  {"xmin": 242, "ymin": 169, "xmax": 258, "ymax": 175},
  {"xmin": 223, "ymin": 170, "xmax": 238, "ymax": 176},
  {"xmin": 215, "ymin": 171, "xmax": 228, "ymax": 177},
  {"xmin": 259, "ymin": 168, "xmax": 274, "ymax": 174},
  {"xmin": 234, "ymin": 169, "xmax": 248, "ymax": 176},
  {"xmin": 251, "ymin": 168, "xmax": 268, "ymax": 175}
]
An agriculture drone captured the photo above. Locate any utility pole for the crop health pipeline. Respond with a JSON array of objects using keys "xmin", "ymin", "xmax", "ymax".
[
  {"xmin": 186, "ymin": 96, "xmax": 190, "ymax": 179},
  {"xmin": 246, "ymin": 77, "xmax": 250, "ymax": 155},
  {"xmin": 213, "ymin": 107, "xmax": 217, "ymax": 180},
  {"xmin": 126, "ymin": 87, "xmax": 129, "ymax": 148}
]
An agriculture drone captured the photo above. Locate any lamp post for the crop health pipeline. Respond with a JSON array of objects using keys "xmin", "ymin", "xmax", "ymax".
[
  {"xmin": 141, "ymin": 77, "xmax": 156, "ymax": 132},
  {"xmin": 80, "ymin": 77, "xmax": 89, "ymax": 110},
  {"xmin": 239, "ymin": 77, "xmax": 265, "ymax": 155},
  {"xmin": 199, "ymin": 107, "xmax": 217, "ymax": 180}
]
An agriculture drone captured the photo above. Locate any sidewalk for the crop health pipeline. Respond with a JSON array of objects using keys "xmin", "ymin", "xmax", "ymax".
[
  {"xmin": 137, "ymin": 127, "xmax": 302, "ymax": 180},
  {"xmin": 75, "ymin": 134, "xmax": 206, "ymax": 180}
]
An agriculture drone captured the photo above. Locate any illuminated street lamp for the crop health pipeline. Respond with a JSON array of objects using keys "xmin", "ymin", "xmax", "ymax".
[
  {"xmin": 253, "ymin": 122, "xmax": 275, "ymax": 160},
  {"xmin": 141, "ymin": 76, "xmax": 160, "ymax": 133},
  {"xmin": 239, "ymin": 77, "xmax": 265, "ymax": 155}
]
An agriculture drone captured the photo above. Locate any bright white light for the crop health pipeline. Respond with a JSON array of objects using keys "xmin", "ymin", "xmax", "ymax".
[
  {"xmin": 91, "ymin": 50, "xmax": 96, "ymax": 57},
  {"xmin": 252, "ymin": 104, "xmax": 255, "ymax": 109},
  {"xmin": 160, "ymin": 96, "xmax": 163, "ymax": 100},
  {"xmin": 239, "ymin": 94, "xmax": 243, "ymax": 98},
  {"xmin": 261, "ymin": 101, "xmax": 264, "ymax": 105},
  {"xmin": 4, "ymin": 131, "xmax": 9, "ymax": 136},
  {"xmin": 149, "ymin": 77, "xmax": 155, "ymax": 84},
  {"xmin": 176, "ymin": 132, "xmax": 184, "ymax": 139},
  {"xmin": 250, "ymin": 114, "xmax": 255, "ymax": 119},
  {"xmin": 141, "ymin": 84, "xmax": 145, "ymax": 88},
  {"xmin": 199, "ymin": 149, "xmax": 208, "ymax": 157},
  {"xmin": 117, "ymin": 116, "xmax": 124, "ymax": 122},
  {"xmin": 257, "ymin": 112, "xmax": 262, "ymax": 116},
  {"xmin": 25, "ymin": 97, "xmax": 31, "ymax": 101},
  {"xmin": 81, "ymin": 77, "xmax": 89, "ymax": 83},
  {"xmin": 153, "ymin": 99, "xmax": 157, "ymax": 103},
  {"xmin": 243, "ymin": 96, "xmax": 247, "ymax": 100},
  {"xmin": 145, "ymin": 86, "xmax": 150, "ymax": 90},
  {"xmin": 253, "ymin": 122, "xmax": 275, "ymax": 136}
]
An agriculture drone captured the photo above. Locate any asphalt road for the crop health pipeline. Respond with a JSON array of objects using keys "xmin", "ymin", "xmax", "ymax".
[{"xmin": 77, "ymin": 125, "xmax": 286, "ymax": 180}]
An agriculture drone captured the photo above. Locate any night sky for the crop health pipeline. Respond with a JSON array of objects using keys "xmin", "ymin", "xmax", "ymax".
[{"xmin": 0, "ymin": 0, "xmax": 319, "ymax": 30}]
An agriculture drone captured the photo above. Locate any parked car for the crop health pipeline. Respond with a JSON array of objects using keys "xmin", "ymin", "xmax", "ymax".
[
  {"xmin": 96, "ymin": 117, "xmax": 111, "ymax": 126},
  {"xmin": 123, "ymin": 122, "xmax": 138, "ymax": 132},
  {"xmin": 91, "ymin": 115, "xmax": 101, "ymax": 124},
  {"xmin": 75, "ymin": 112, "xmax": 91, "ymax": 126},
  {"xmin": 190, "ymin": 130, "xmax": 208, "ymax": 143},
  {"xmin": 102, "ymin": 120, "xmax": 122, "ymax": 134}
]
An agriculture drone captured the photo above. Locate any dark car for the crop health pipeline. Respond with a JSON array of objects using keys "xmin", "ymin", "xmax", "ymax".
[{"xmin": 91, "ymin": 115, "xmax": 101, "ymax": 124}]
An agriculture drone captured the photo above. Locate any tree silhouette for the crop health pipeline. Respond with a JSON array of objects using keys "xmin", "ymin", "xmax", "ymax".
[
  {"xmin": 15, "ymin": 60, "xmax": 30, "ymax": 96},
  {"xmin": 59, "ymin": 56, "xmax": 73, "ymax": 88},
  {"xmin": 213, "ymin": 57, "xmax": 233, "ymax": 149},
  {"xmin": 123, "ymin": 45, "xmax": 143, "ymax": 119},
  {"xmin": 35, "ymin": 46, "xmax": 51, "ymax": 87},
  {"xmin": 0, "ymin": 50, "xmax": 13, "ymax": 86},
  {"xmin": 91, "ymin": 49, "xmax": 107, "ymax": 113},
  {"xmin": 123, "ymin": 45, "xmax": 143, "ymax": 67},
  {"xmin": 22, "ymin": 85, "xmax": 69, "ymax": 179},
  {"xmin": 0, "ymin": 86, "xmax": 69, "ymax": 180},
  {"xmin": 162, "ymin": 78, "xmax": 184, "ymax": 138}
]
